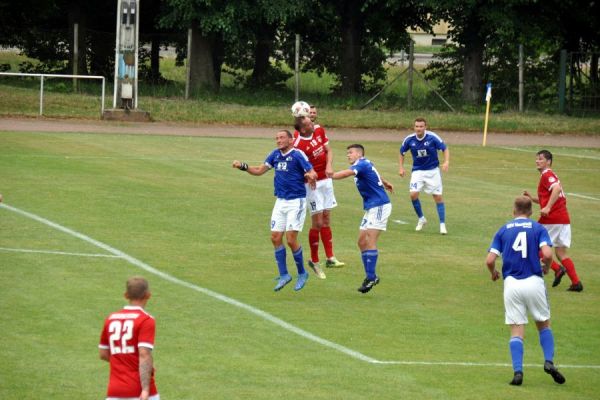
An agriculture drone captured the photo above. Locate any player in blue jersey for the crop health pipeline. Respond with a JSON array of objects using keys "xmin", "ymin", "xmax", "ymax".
[
  {"xmin": 398, "ymin": 117, "xmax": 450, "ymax": 234},
  {"xmin": 486, "ymin": 196, "xmax": 566, "ymax": 386},
  {"xmin": 333, "ymin": 144, "xmax": 394, "ymax": 293},
  {"xmin": 233, "ymin": 130, "xmax": 318, "ymax": 292}
]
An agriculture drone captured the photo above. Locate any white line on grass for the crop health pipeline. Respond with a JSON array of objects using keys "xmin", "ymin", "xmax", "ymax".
[
  {"xmin": 498, "ymin": 146, "xmax": 600, "ymax": 161},
  {"xmin": 566, "ymin": 192, "xmax": 600, "ymax": 201},
  {"xmin": 0, "ymin": 247, "xmax": 123, "ymax": 258},
  {"xmin": 2, "ymin": 202, "xmax": 599, "ymax": 370}
]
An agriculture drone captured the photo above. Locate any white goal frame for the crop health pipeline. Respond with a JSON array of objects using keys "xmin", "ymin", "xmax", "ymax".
[{"xmin": 0, "ymin": 72, "xmax": 106, "ymax": 117}]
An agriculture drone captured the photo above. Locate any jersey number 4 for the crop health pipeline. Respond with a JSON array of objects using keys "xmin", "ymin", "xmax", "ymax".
[
  {"xmin": 109, "ymin": 320, "xmax": 135, "ymax": 354},
  {"xmin": 512, "ymin": 231, "xmax": 528, "ymax": 259}
]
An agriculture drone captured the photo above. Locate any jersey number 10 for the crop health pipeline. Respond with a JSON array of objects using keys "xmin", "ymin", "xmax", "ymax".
[{"xmin": 109, "ymin": 320, "xmax": 135, "ymax": 354}]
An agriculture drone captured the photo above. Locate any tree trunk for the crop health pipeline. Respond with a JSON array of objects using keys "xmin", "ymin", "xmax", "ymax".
[
  {"xmin": 189, "ymin": 23, "xmax": 218, "ymax": 94},
  {"xmin": 150, "ymin": 34, "xmax": 160, "ymax": 82},
  {"xmin": 461, "ymin": 30, "xmax": 485, "ymax": 103},
  {"xmin": 338, "ymin": 0, "xmax": 363, "ymax": 94},
  {"xmin": 249, "ymin": 23, "xmax": 276, "ymax": 86},
  {"xmin": 212, "ymin": 33, "xmax": 224, "ymax": 87},
  {"xmin": 68, "ymin": 1, "xmax": 88, "ymax": 75}
]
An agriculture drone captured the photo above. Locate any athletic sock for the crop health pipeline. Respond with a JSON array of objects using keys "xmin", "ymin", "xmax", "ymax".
[
  {"xmin": 274, "ymin": 245, "xmax": 288, "ymax": 276},
  {"xmin": 320, "ymin": 226, "xmax": 334, "ymax": 259},
  {"xmin": 539, "ymin": 328, "xmax": 555, "ymax": 362},
  {"xmin": 309, "ymin": 229, "xmax": 320, "ymax": 263},
  {"xmin": 509, "ymin": 336, "xmax": 524, "ymax": 373},
  {"xmin": 411, "ymin": 199, "xmax": 424, "ymax": 219},
  {"xmin": 292, "ymin": 246, "xmax": 306, "ymax": 274},
  {"xmin": 361, "ymin": 250, "xmax": 379, "ymax": 280},
  {"xmin": 436, "ymin": 202, "xmax": 446, "ymax": 224},
  {"xmin": 561, "ymin": 258, "xmax": 580, "ymax": 284}
]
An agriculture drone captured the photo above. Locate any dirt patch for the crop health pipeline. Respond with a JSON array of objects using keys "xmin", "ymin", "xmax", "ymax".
[{"xmin": 1, "ymin": 116, "xmax": 599, "ymax": 148}]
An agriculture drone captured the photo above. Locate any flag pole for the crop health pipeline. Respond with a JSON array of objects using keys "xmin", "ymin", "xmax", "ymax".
[{"xmin": 482, "ymin": 83, "xmax": 492, "ymax": 146}]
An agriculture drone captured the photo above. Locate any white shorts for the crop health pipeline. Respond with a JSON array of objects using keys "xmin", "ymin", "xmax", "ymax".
[
  {"xmin": 543, "ymin": 224, "xmax": 571, "ymax": 248},
  {"xmin": 503, "ymin": 275, "xmax": 550, "ymax": 325},
  {"xmin": 306, "ymin": 178, "xmax": 337, "ymax": 215},
  {"xmin": 409, "ymin": 168, "xmax": 443, "ymax": 195},
  {"xmin": 107, "ymin": 396, "xmax": 160, "ymax": 400},
  {"xmin": 359, "ymin": 203, "xmax": 392, "ymax": 231},
  {"xmin": 271, "ymin": 198, "xmax": 307, "ymax": 232}
]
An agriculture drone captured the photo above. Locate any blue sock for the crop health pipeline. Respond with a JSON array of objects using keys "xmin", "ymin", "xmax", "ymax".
[
  {"xmin": 509, "ymin": 336, "xmax": 524, "ymax": 373},
  {"xmin": 436, "ymin": 202, "xmax": 445, "ymax": 223},
  {"xmin": 292, "ymin": 247, "xmax": 306, "ymax": 274},
  {"xmin": 361, "ymin": 250, "xmax": 379, "ymax": 280},
  {"xmin": 274, "ymin": 245, "xmax": 288, "ymax": 276},
  {"xmin": 411, "ymin": 199, "xmax": 424, "ymax": 218},
  {"xmin": 539, "ymin": 328, "xmax": 555, "ymax": 362}
]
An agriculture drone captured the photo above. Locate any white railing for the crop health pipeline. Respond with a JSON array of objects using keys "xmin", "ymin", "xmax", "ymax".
[{"xmin": 0, "ymin": 72, "xmax": 106, "ymax": 116}]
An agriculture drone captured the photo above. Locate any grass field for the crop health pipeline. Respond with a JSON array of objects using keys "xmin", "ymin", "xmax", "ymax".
[{"xmin": 1, "ymin": 130, "xmax": 599, "ymax": 399}]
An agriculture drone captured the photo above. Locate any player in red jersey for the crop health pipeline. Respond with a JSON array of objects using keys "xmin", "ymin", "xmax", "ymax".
[
  {"xmin": 523, "ymin": 150, "xmax": 583, "ymax": 292},
  {"xmin": 293, "ymin": 111, "xmax": 345, "ymax": 279},
  {"xmin": 99, "ymin": 276, "xmax": 159, "ymax": 400}
]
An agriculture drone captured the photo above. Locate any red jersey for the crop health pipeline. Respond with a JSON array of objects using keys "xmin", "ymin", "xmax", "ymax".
[
  {"xmin": 99, "ymin": 305, "xmax": 158, "ymax": 398},
  {"xmin": 537, "ymin": 168, "xmax": 570, "ymax": 224},
  {"xmin": 293, "ymin": 125, "xmax": 329, "ymax": 180}
]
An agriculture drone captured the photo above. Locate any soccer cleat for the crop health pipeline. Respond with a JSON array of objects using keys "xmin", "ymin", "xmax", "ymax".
[
  {"xmin": 325, "ymin": 257, "xmax": 346, "ymax": 268},
  {"xmin": 308, "ymin": 260, "xmax": 326, "ymax": 279},
  {"xmin": 567, "ymin": 281, "xmax": 583, "ymax": 292},
  {"xmin": 544, "ymin": 361, "xmax": 566, "ymax": 384},
  {"xmin": 294, "ymin": 272, "xmax": 309, "ymax": 291},
  {"xmin": 552, "ymin": 266, "xmax": 566, "ymax": 287},
  {"xmin": 440, "ymin": 223, "xmax": 448, "ymax": 235},
  {"xmin": 357, "ymin": 277, "xmax": 380, "ymax": 293},
  {"xmin": 509, "ymin": 371, "xmax": 523, "ymax": 386},
  {"xmin": 415, "ymin": 217, "xmax": 427, "ymax": 231},
  {"xmin": 274, "ymin": 274, "xmax": 292, "ymax": 291}
]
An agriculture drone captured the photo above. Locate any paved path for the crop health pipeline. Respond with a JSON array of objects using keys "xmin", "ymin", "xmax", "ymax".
[{"xmin": 1, "ymin": 116, "xmax": 599, "ymax": 148}]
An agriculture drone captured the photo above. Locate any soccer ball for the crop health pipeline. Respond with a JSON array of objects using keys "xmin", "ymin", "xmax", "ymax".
[{"xmin": 291, "ymin": 101, "xmax": 311, "ymax": 118}]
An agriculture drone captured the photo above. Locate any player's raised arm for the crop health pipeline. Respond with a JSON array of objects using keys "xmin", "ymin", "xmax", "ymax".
[{"xmin": 232, "ymin": 160, "xmax": 269, "ymax": 176}]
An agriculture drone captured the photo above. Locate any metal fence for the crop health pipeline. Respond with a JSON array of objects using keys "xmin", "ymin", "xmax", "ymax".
[{"xmin": 0, "ymin": 72, "xmax": 106, "ymax": 116}]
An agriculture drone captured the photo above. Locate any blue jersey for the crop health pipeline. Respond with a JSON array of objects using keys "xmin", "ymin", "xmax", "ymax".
[
  {"xmin": 488, "ymin": 217, "xmax": 553, "ymax": 280},
  {"xmin": 400, "ymin": 131, "xmax": 447, "ymax": 171},
  {"xmin": 264, "ymin": 148, "xmax": 313, "ymax": 200},
  {"xmin": 350, "ymin": 158, "xmax": 390, "ymax": 210}
]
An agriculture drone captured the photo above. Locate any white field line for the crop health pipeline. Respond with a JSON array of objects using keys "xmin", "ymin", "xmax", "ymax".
[
  {"xmin": 0, "ymin": 247, "xmax": 122, "ymax": 258},
  {"xmin": 498, "ymin": 146, "xmax": 600, "ymax": 161},
  {"xmin": 566, "ymin": 192, "xmax": 600, "ymax": 201},
  {"xmin": 2, "ymin": 202, "xmax": 599, "ymax": 370},
  {"xmin": 392, "ymin": 219, "xmax": 409, "ymax": 225}
]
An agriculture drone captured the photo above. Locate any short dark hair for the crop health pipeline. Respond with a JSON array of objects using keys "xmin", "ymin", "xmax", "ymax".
[
  {"xmin": 126, "ymin": 276, "xmax": 149, "ymax": 300},
  {"xmin": 279, "ymin": 129, "xmax": 293, "ymax": 138},
  {"xmin": 414, "ymin": 117, "xmax": 427, "ymax": 124},
  {"xmin": 514, "ymin": 196, "xmax": 533, "ymax": 217},
  {"xmin": 347, "ymin": 143, "xmax": 365, "ymax": 155},
  {"xmin": 537, "ymin": 149, "xmax": 553, "ymax": 164}
]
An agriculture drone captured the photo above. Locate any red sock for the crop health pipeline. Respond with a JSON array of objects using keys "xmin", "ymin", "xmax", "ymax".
[
  {"xmin": 321, "ymin": 226, "xmax": 334, "ymax": 259},
  {"xmin": 561, "ymin": 258, "xmax": 580, "ymax": 285},
  {"xmin": 309, "ymin": 229, "xmax": 320, "ymax": 262}
]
